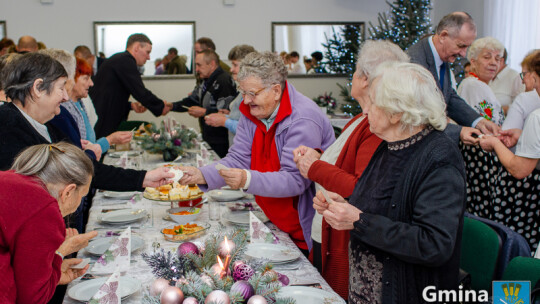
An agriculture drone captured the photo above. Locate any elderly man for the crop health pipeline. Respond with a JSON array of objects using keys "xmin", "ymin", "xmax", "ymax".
[
  {"xmin": 171, "ymin": 49, "xmax": 236, "ymax": 157},
  {"xmin": 408, "ymin": 12, "xmax": 500, "ymax": 144},
  {"xmin": 16, "ymin": 35, "xmax": 38, "ymax": 53},
  {"xmin": 89, "ymin": 33, "xmax": 170, "ymax": 138},
  {"xmin": 74, "ymin": 45, "xmax": 105, "ymax": 76}
]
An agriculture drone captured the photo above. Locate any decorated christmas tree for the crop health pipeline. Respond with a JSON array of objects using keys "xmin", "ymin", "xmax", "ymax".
[{"xmin": 323, "ymin": 0, "xmax": 432, "ymax": 116}]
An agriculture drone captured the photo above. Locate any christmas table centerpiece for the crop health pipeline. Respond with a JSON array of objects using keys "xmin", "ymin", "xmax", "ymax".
[{"xmin": 141, "ymin": 119, "xmax": 198, "ymax": 161}]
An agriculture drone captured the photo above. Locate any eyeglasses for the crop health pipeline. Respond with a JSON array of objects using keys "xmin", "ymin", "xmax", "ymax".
[
  {"xmin": 519, "ymin": 71, "xmax": 529, "ymax": 80},
  {"xmin": 238, "ymin": 86, "xmax": 268, "ymax": 100}
]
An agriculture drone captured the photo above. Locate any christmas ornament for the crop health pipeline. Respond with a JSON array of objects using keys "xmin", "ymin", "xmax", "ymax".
[
  {"xmin": 247, "ymin": 295, "xmax": 267, "ymax": 304},
  {"xmin": 218, "ymin": 237, "xmax": 236, "ymax": 257},
  {"xmin": 232, "ymin": 260, "xmax": 244, "ymax": 269},
  {"xmin": 205, "ymin": 290, "xmax": 230, "ymax": 304},
  {"xmin": 159, "ymin": 286, "xmax": 184, "ymax": 304},
  {"xmin": 230, "ymin": 280, "xmax": 255, "ymax": 302},
  {"xmin": 152, "ymin": 133, "xmax": 161, "ymax": 142},
  {"xmin": 150, "ymin": 278, "xmax": 170, "ymax": 296},
  {"xmin": 177, "ymin": 242, "xmax": 199, "ymax": 256},
  {"xmin": 183, "ymin": 297, "xmax": 199, "ymax": 304},
  {"xmin": 277, "ymin": 273, "xmax": 290, "ymax": 286},
  {"xmin": 233, "ymin": 263, "xmax": 254, "ymax": 281},
  {"xmin": 210, "ymin": 263, "xmax": 223, "ymax": 276}
]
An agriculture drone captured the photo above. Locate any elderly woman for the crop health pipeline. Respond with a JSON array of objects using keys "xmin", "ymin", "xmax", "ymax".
[
  {"xmin": 315, "ymin": 62, "xmax": 466, "ymax": 303},
  {"xmin": 204, "ymin": 44, "xmax": 256, "ymax": 146},
  {"xmin": 502, "ymin": 50, "xmax": 540, "ymax": 131},
  {"xmin": 0, "ymin": 53, "xmax": 172, "ymax": 188},
  {"xmin": 292, "ymin": 40, "xmax": 407, "ymax": 298},
  {"xmin": 457, "ymin": 37, "xmax": 505, "ymax": 126},
  {"xmin": 180, "ymin": 51, "xmax": 335, "ymax": 253},
  {"xmin": 0, "ymin": 143, "xmax": 93, "ymax": 303},
  {"xmin": 62, "ymin": 58, "xmax": 132, "ymax": 154}
]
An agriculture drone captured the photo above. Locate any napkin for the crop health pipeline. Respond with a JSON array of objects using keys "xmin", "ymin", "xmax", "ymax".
[
  {"xmin": 250, "ymin": 211, "xmax": 279, "ymax": 244},
  {"xmin": 88, "ymin": 266, "xmax": 121, "ymax": 304},
  {"xmin": 200, "ymin": 143, "xmax": 209, "ymax": 159},
  {"xmin": 92, "ymin": 227, "xmax": 131, "ymax": 273},
  {"xmin": 116, "ymin": 152, "xmax": 129, "ymax": 168},
  {"xmin": 196, "ymin": 154, "xmax": 205, "ymax": 168}
]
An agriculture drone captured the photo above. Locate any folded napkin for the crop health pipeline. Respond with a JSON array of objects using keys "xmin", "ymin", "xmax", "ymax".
[
  {"xmin": 200, "ymin": 143, "xmax": 209, "ymax": 159},
  {"xmin": 88, "ymin": 266, "xmax": 121, "ymax": 304},
  {"xmin": 196, "ymin": 154, "xmax": 205, "ymax": 168},
  {"xmin": 250, "ymin": 211, "xmax": 279, "ymax": 244},
  {"xmin": 92, "ymin": 227, "xmax": 131, "ymax": 273},
  {"xmin": 115, "ymin": 152, "xmax": 129, "ymax": 168}
]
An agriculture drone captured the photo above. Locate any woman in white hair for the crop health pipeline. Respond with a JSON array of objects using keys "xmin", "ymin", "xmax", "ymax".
[
  {"xmin": 314, "ymin": 62, "xmax": 466, "ymax": 303},
  {"xmin": 457, "ymin": 37, "xmax": 505, "ymax": 125}
]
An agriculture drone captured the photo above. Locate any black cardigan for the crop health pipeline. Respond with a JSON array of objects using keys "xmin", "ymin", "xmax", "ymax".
[
  {"xmin": 0, "ymin": 103, "xmax": 146, "ymax": 191},
  {"xmin": 350, "ymin": 130, "xmax": 466, "ymax": 304}
]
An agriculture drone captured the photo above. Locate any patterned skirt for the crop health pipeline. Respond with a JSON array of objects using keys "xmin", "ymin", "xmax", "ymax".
[{"xmin": 461, "ymin": 144, "xmax": 539, "ymax": 251}]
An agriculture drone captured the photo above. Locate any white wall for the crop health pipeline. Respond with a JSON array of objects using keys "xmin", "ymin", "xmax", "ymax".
[{"xmin": 432, "ymin": 0, "xmax": 485, "ymax": 36}]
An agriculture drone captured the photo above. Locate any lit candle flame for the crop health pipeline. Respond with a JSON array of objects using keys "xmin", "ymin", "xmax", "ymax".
[
  {"xmin": 224, "ymin": 236, "xmax": 230, "ymax": 253},
  {"xmin": 217, "ymin": 256, "xmax": 224, "ymax": 269}
]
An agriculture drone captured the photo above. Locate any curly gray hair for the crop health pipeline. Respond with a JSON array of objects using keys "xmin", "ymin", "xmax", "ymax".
[
  {"xmin": 466, "ymin": 37, "xmax": 504, "ymax": 61},
  {"xmin": 38, "ymin": 49, "xmax": 76, "ymax": 81},
  {"xmin": 237, "ymin": 51, "xmax": 288, "ymax": 89},
  {"xmin": 369, "ymin": 61, "xmax": 448, "ymax": 131},
  {"xmin": 356, "ymin": 40, "xmax": 410, "ymax": 77}
]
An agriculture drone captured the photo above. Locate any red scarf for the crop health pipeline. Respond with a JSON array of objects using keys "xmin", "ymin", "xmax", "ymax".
[{"xmin": 239, "ymin": 84, "xmax": 307, "ymax": 249}]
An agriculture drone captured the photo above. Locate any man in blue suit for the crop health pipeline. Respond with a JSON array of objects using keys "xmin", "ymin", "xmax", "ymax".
[{"xmin": 408, "ymin": 12, "xmax": 500, "ymax": 144}]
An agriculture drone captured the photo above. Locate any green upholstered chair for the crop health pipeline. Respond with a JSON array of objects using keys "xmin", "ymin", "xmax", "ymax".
[
  {"xmin": 460, "ymin": 217, "xmax": 502, "ymax": 291},
  {"xmin": 502, "ymin": 256, "xmax": 540, "ymax": 303}
]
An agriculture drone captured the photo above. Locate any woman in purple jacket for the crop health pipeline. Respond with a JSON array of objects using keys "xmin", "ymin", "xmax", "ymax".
[{"xmin": 179, "ymin": 52, "xmax": 335, "ymax": 253}]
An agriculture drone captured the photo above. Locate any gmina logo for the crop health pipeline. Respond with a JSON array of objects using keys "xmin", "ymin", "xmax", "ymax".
[
  {"xmin": 493, "ymin": 281, "xmax": 531, "ymax": 304},
  {"xmin": 422, "ymin": 285, "xmax": 489, "ymax": 303}
]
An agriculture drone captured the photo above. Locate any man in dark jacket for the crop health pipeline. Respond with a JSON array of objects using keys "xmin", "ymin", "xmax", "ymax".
[
  {"xmin": 171, "ymin": 50, "xmax": 236, "ymax": 157},
  {"xmin": 90, "ymin": 33, "xmax": 170, "ymax": 138}
]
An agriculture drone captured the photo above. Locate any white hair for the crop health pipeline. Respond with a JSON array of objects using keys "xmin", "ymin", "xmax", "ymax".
[
  {"xmin": 356, "ymin": 40, "xmax": 410, "ymax": 77},
  {"xmin": 467, "ymin": 37, "xmax": 504, "ymax": 61},
  {"xmin": 238, "ymin": 51, "xmax": 288, "ymax": 89},
  {"xmin": 369, "ymin": 62, "xmax": 448, "ymax": 131},
  {"xmin": 38, "ymin": 48, "xmax": 76, "ymax": 80}
]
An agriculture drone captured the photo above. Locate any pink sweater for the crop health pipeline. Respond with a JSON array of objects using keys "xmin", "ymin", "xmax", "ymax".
[{"xmin": 0, "ymin": 171, "xmax": 65, "ymax": 304}]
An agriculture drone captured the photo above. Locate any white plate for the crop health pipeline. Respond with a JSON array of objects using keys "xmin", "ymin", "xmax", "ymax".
[
  {"xmin": 277, "ymin": 286, "xmax": 345, "ymax": 304},
  {"xmin": 107, "ymin": 151, "xmax": 143, "ymax": 158},
  {"xmin": 67, "ymin": 276, "xmax": 141, "ymax": 302},
  {"xmin": 223, "ymin": 211, "xmax": 268, "ymax": 226},
  {"xmin": 103, "ymin": 191, "xmax": 134, "ymax": 200},
  {"xmin": 245, "ymin": 243, "xmax": 301, "ymax": 263},
  {"xmin": 208, "ymin": 189, "xmax": 246, "ymax": 202},
  {"xmin": 86, "ymin": 235, "xmax": 144, "ymax": 256},
  {"xmin": 99, "ymin": 209, "xmax": 147, "ymax": 224}
]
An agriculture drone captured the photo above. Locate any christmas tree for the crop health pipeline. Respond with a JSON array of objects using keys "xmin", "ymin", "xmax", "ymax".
[{"xmin": 323, "ymin": 0, "xmax": 432, "ymax": 116}]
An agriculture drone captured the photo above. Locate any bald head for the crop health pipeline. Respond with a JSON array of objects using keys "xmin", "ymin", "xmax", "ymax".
[{"xmin": 17, "ymin": 36, "xmax": 38, "ymax": 53}]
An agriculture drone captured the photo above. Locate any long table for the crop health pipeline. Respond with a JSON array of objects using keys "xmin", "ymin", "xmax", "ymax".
[{"xmin": 63, "ymin": 147, "xmax": 342, "ymax": 303}]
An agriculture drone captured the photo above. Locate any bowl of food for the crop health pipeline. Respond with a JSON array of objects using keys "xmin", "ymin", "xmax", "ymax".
[
  {"xmin": 168, "ymin": 207, "xmax": 201, "ymax": 224},
  {"xmin": 161, "ymin": 222, "xmax": 210, "ymax": 242}
]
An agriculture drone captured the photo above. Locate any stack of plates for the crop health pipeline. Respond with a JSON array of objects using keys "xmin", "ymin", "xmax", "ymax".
[
  {"xmin": 98, "ymin": 209, "xmax": 147, "ymax": 225},
  {"xmin": 277, "ymin": 286, "xmax": 346, "ymax": 304},
  {"xmin": 244, "ymin": 243, "xmax": 300, "ymax": 264},
  {"xmin": 207, "ymin": 189, "xmax": 246, "ymax": 202},
  {"xmin": 86, "ymin": 235, "xmax": 144, "ymax": 256},
  {"xmin": 223, "ymin": 211, "xmax": 268, "ymax": 226},
  {"xmin": 67, "ymin": 276, "xmax": 141, "ymax": 302},
  {"xmin": 102, "ymin": 191, "xmax": 134, "ymax": 200}
]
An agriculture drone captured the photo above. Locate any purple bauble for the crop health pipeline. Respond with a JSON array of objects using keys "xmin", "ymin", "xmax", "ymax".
[
  {"xmin": 183, "ymin": 297, "xmax": 199, "ymax": 304},
  {"xmin": 230, "ymin": 280, "xmax": 255, "ymax": 302},
  {"xmin": 173, "ymin": 139, "xmax": 182, "ymax": 146},
  {"xmin": 205, "ymin": 290, "xmax": 230, "ymax": 304},
  {"xmin": 232, "ymin": 264, "xmax": 254, "ymax": 281},
  {"xmin": 177, "ymin": 242, "xmax": 199, "ymax": 257},
  {"xmin": 232, "ymin": 260, "xmax": 244, "ymax": 269},
  {"xmin": 277, "ymin": 273, "xmax": 290, "ymax": 286},
  {"xmin": 150, "ymin": 278, "xmax": 170, "ymax": 296},
  {"xmin": 247, "ymin": 295, "xmax": 267, "ymax": 304},
  {"xmin": 160, "ymin": 286, "xmax": 184, "ymax": 304}
]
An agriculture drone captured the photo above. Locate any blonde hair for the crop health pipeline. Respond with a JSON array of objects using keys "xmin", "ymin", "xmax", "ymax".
[
  {"xmin": 467, "ymin": 37, "xmax": 504, "ymax": 62},
  {"xmin": 369, "ymin": 62, "xmax": 448, "ymax": 131},
  {"xmin": 11, "ymin": 142, "xmax": 93, "ymax": 198}
]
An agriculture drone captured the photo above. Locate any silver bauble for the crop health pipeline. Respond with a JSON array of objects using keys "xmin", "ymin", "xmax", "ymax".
[
  {"xmin": 159, "ymin": 286, "xmax": 184, "ymax": 304},
  {"xmin": 205, "ymin": 290, "xmax": 230, "ymax": 304},
  {"xmin": 150, "ymin": 278, "xmax": 170, "ymax": 296}
]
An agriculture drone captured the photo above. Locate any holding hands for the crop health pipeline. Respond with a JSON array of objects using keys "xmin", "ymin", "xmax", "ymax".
[
  {"xmin": 292, "ymin": 145, "xmax": 321, "ymax": 178},
  {"xmin": 313, "ymin": 190, "xmax": 361, "ymax": 231}
]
